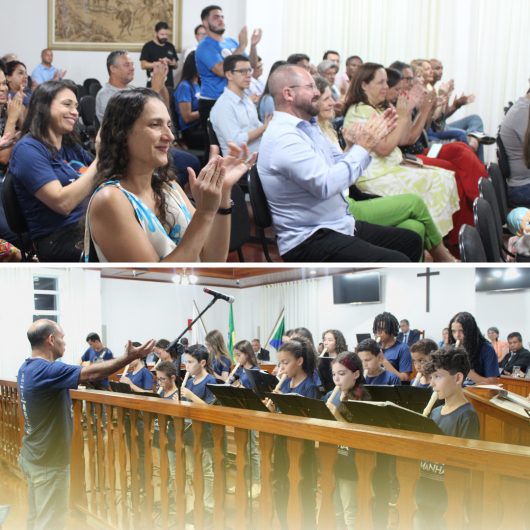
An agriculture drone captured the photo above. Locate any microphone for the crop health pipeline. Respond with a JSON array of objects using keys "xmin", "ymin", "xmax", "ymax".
[
  {"xmin": 203, "ymin": 287, "xmax": 234, "ymax": 304},
  {"xmin": 227, "ymin": 372, "xmax": 240, "ymax": 385}
]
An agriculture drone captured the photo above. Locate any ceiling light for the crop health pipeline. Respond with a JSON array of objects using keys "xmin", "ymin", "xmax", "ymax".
[
  {"xmin": 190, "ymin": 275, "xmax": 198, "ymax": 284},
  {"xmin": 309, "ymin": 270, "xmax": 316, "ymax": 274}
]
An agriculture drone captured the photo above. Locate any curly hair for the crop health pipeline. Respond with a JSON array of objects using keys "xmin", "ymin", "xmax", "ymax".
[
  {"xmin": 333, "ymin": 351, "xmax": 370, "ymax": 401},
  {"xmin": 410, "ymin": 338, "xmax": 439, "ymax": 356},
  {"xmin": 424, "ymin": 345, "xmax": 471, "ymax": 379},
  {"xmin": 447, "ymin": 312, "xmax": 487, "ymax": 370},
  {"xmin": 92, "ymin": 87, "xmax": 178, "ymax": 234},
  {"xmin": 279, "ymin": 336, "xmax": 318, "ymax": 376},
  {"xmin": 322, "ymin": 329, "xmax": 348, "ymax": 356},
  {"xmin": 372, "ymin": 312, "xmax": 400, "ymax": 338}
]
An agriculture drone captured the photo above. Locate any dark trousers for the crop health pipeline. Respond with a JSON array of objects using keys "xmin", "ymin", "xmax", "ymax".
[
  {"xmin": 282, "ymin": 223, "xmax": 423, "ymax": 263},
  {"xmin": 0, "ymin": 179, "xmax": 32, "ymax": 248},
  {"xmin": 198, "ymin": 98, "xmax": 217, "ymax": 157},
  {"xmin": 182, "ymin": 122, "xmax": 206, "ymax": 151},
  {"xmin": 35, "ymin": 223, "xmax": 82, "ymax": 263}
]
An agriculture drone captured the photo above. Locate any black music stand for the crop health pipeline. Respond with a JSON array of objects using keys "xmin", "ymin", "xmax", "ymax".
[
  {"xmin": 263, "ymin": 392, "xmax": 336, "ymax": 421},
  {"xmin": 207, "ymin": 384, "xmax": 270, "ymax": 413},
  {"xmin": 366, "ymin": 385, "xmax": 432, "ymax": 413},
  {"xmin": 244, "ymin": 369, "xmax": 279, "ymax": 400},
  {"xmin": 339, "ymin": 401, "xmax": 444, "ymax": 435},
  {"xmin": 110, "ymin": 381, "xmax": 133, "ymax": 393}
]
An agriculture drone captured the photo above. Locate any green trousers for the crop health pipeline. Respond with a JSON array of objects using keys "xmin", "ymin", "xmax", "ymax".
[{"xmin": 347, "ymin": 193, "xmax": 443, "ymax": 252}]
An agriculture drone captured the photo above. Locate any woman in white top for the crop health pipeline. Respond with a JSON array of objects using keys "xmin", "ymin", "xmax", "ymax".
[{"xmin": 84, "ymin": 87, "xmax": 255, "ymax": 262}]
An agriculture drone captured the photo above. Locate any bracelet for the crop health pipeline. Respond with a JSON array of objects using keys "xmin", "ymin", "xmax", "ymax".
[{"xmin": 217, "ymin": 199, "xmax": 234, "ymax": 216}]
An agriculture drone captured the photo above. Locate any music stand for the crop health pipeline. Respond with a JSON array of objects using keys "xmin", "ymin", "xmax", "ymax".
[
  {"xmin": 110, "ymin": 381, "xmax": 133, "ymax": 394},
  {"xmin": 366, "ymin": 385, "xmax": 432, "ymax": 413},
  {"xmin": 244, "ymin": 369, "xmax": 279, "ymax": 400},
  {"xmin": 340, "ymin": 401, "xmax": 444, "ymax": 435},
  {"xmin": 317, "ymin": 358, "xmax": 335, "ymax": 394},
  {"xmin": 263, "ymin": 392, "xmax": 336, "ymax": 421},
  {"xmin": 206, "ymin": 385, "xmax": 270, "ymax": 413},
  {"xmin": 132, "ymin": 390, "xmax": 162, "ymax": 398}
]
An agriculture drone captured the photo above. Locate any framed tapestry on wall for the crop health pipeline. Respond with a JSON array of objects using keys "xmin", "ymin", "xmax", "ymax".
[{"xmin": 48, "ymin": 0, "xmax": 182, "ymax": 52}]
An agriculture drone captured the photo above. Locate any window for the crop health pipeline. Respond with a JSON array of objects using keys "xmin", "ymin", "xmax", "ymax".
[{"xmin": 32, "ymin": 274, "xmax": 61, "ymax": 324}]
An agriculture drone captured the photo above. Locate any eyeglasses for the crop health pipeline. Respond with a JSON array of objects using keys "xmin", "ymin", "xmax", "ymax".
[
  {"xmin": 289, "ymin": 83, "xmax": 318, "ymax": 92},
  {"xmin": 231, "ymin": 68, "xmax": 253, "ymax": 75},
  {"xmin": 156, "ymin": 377, "xmax": 168, "ymax": 383}
]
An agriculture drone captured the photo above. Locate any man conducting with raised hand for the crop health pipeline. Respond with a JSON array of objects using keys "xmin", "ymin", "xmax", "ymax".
[
  {"xmin": 258, "ymin": 65, "xmax": 423, "ymax": 263},
  {"xmin": 17, "ymin": 319, "xmax": 155, "ymax": 530}
]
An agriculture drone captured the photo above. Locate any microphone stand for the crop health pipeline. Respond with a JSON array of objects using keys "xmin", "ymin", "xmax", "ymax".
[{"xmin": 166, "ymin": 296, "xmax": 221, "ymax": 401}]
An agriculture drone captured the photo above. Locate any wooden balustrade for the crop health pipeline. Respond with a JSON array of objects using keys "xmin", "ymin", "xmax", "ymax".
[{"xmin": 2, "ymin": 378, "xmax": 530, "ymax": 530}]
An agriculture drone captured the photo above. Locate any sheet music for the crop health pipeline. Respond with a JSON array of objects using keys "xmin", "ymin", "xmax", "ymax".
[{"xmin": 490, "ymin": 395, "xmax": 530, "ymax": 417}]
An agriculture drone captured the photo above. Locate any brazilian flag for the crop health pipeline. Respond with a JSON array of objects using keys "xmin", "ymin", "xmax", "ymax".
[
  {"xmin": 269, "ymin": 310, "xmax": 285, "ymax": 351},
  {"xmin": 228, "ymin": 305, "xmax": 236, "ymax": 362}
]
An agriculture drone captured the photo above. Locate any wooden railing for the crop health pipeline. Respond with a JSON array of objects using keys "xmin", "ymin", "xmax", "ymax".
[{"xmin": 2, "ymin": 378, "xmax": 530, "ymax": 530}]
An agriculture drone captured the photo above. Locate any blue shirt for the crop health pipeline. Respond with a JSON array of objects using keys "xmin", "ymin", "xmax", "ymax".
[
  {"xmin": 258, "ymin": 111, "xmax": 371, "ymax": 255},
  {"xmin": 8, "ymin": 89, "xmax": 32, "ymax": 108},
  {"xmin": 212, "ymin": 356, "xmax": 231, "ymax": 377},
  {"xmin": 10, "ymin": 138, "xmax": 94, "ymax": 240},
  {"xmin": 182, "ymin": 374, "xmax": 216, "ymax": 447},
  {"xmin": 259, "ymin": 94, "xmax": 274, "ymax": 122},
  {"xmin": 18, "ymin": 358, "xmax": 83, "ymax": 466},
  {"xmin": 175, "ymin": 81, "xmax": 201, "ymax": 131},
  {"xmin": 31, "ymin": 63, "xmax": 59, "ymax": 84},
  {"xmin": 365, "ymin": 370, "xmax": 402, "ymax": 386},
  {"xmin": 464, "ymin": 342, "xmax": 499, "ymax": 386},
  {"xmin": 382, "ymin": 340, "xmax": 413, "ymax": 374},
  {"xmin": 210, "ymin": 87, "xmax": 263, "ymax": 156},
  {"xmin": 195, "ymin": 36, "xmax": 240, "ymax": 99},
  {"xmin": 81, "ymin": 347, "xmax": 113, "ymax": 389},
  {"xmin": 279, "ymin": 375, "xmax": 320, "ymax": 399},
  {"xmin": 236, "ymin": 365, "xmax": 259, "ymax": 389},
  {"xmin": 128, "ymin": 366, "xmax": 153, "ymax": 391}
]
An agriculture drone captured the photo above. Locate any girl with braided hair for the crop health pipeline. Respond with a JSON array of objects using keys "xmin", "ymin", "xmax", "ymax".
[
  {"xmin": 372, "ymin": 311, "xmax": 413, "ymax": 382},
  {"xmin": 448, "ymin": 312, "xmax": 499, "ymax": 385}
]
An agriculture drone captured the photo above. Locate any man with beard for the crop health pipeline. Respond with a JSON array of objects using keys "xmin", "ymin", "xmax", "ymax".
[
  {"xmin": 140, "ymin": 21, "xmax": 178, "ymax": 87},
  {"xmin": 195, "ymin": 5, "xmax": 262, "ymax": 152},
  {"xmin": 257, "ymin": 65, "xmax": 423, "ymax": 263}
]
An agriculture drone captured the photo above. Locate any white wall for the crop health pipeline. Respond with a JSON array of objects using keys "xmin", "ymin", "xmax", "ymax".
[{"xmin": 100, "ymin": 278, "xmax": 260, "ymax": 356}]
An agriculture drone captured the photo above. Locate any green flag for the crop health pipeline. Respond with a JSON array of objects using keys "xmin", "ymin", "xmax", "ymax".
[
  {"xmin": 269, "ymin": 309, "xmax": 285, "ymax": 351},
  {"xmin": 228, "ymin": 304, "xmax": 236, "ymax": 361}
]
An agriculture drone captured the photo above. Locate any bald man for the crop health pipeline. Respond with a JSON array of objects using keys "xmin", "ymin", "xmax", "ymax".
[
  {"xmin": 257, "ymin": 65, "xmax": 423, "ymax": 263},
  {"xmin": 31, "ymin": 49, "xmax": 66, "ymax": 86},
  {"xmin": 17, "ymin": 319, "xmax": 155, "ymax": 530}
]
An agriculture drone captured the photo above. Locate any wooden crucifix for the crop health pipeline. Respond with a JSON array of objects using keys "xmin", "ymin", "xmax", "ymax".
[{"xmin": 417, "ymin": 268, "xmax": 440, "ymax": 312}]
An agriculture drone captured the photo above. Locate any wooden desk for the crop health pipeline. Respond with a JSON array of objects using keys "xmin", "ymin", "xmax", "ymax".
[{"xmin": 498, "ymin": 375, "xmax": 530, "ymax": 398}]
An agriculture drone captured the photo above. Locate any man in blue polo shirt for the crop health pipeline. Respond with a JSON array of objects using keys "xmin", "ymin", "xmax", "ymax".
[
  {"xmin": 17, "ymin": 319, "xmax": 155, "ymax": 530},
  {"xmin": 372, "ymin": 311, "xmax": 413, "ymax": 382},
  {"xmin": 78, "ymin": 332, "xmax": 113, "ymax": 388},
  {"xmin": 31, "ymin": 49, "xmax": 66, "ymax": 86},
  {"xmin": 195, "ymin": 4, "xmax": 262, "ymax": 152}
]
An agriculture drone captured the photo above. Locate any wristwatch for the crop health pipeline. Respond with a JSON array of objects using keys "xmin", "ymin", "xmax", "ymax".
[{"xmin": 217, "ymin": 200, "xmax": 234, "ymax": 215}]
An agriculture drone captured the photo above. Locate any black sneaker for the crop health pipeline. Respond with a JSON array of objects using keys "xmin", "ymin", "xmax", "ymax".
[{"xmin": 467, "ymin": 132, "xmax": 496, "ymax": 145}]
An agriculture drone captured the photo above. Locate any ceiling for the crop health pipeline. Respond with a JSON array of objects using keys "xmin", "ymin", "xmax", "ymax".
[{"xmin": 97, "ymin": 266, "xmax": 377, "ymax": 288}]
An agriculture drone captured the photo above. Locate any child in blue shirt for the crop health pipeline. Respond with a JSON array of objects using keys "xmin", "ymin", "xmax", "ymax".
[
  {"xmin": 205, "ymin": 330, "xmax": 232, "ymax": 381},
  {"xmin": 181, "ymin": 345, "xmax": 217, "ymax": 521},
  {"xmin": 415, "ymin": 345, "xmax": 480, "ymax": 530},
  {"xmin": 266, "ymin": 336, "xmax": 320, "ymax": 530},
  {"xmin": 410, "ymin": 339, "xmax": 439, "ymax": 390},
  {"xmin": 324, "ymin": 351, "xmax": 370, "ymax": 530},
  {"xmin": 357, "ymin": 339, "xmax": 402, "ymax": 386}
]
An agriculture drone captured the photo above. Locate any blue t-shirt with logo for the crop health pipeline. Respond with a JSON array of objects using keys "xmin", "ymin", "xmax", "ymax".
[
  {"xmin": 195, "ymin": 36, "xmax": 241, "ymax": 99},
  {"xmin": 382, "ymin": 340, "xmax": 413, "ymax": 374},
  {"xmin": 175, "ymin": 81, "xmax": 201, "ymax": 131},
  {"xmin": 81, "ymin": 347, "xmax": 113, "ymax": 389},
  {"xmin": 18, "ymin": 357, "xmax": 83, "ymax": 466},
  {"xmin": 183, "ymin": 373, "xmax": 216, "ymax": 447},
  {"xmin": 10, "ymin": 137, "xmax": 94, "ymax": 239}
]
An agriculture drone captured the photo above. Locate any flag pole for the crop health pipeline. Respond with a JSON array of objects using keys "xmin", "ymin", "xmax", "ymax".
[{"xmin": 265, "ymin": 308, "xmax": 285, "ymax": 349}]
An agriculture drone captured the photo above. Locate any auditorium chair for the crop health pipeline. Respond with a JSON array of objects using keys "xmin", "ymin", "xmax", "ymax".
[
  {"xmin": 473, "ymin": 197, "xmax": 502, "ymax": 262},
  {"xmin": 75, "ymin": 84, "xmax": 88, "ymax": 99},
  {"xmin": 79, "ymin": 95, "xmax": 96, "ymax": 136},
  {"xmin": 458, "ymin": 224, "xmax": 487, "ymax": 262},
  {"xmin": 248, "ymin": 164, "xmax": 276, "ymax": 262},
  {"xmin": 83, "ymin": 78, "xmax": 100, "ymax": 93},
  {"xmin": 478, "ymin": 177, "xmax": 514, "ymax": 261},
  {"xmin": 228, "ymin": 183, "xmax": 250, "ymax": 261},
  {"xmin": 206, "ymin": 118, "xmax": 222, "ymax": 156},
  {"xmin": 487, "ymin": 162, "xmax": 511, "ymax": 226},
  {"xmin": 1, "ymin": 170, "xmax": 33, "ymax": 262},
  {"xmin": 88, "ymin": 82, "xmax": 102, "ymax": 98},
  {"xmin": 93, "ymin": 114, "xmax": 101, "ymax": 137}
]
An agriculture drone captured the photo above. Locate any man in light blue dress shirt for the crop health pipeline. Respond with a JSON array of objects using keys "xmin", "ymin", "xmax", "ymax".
[
  {"xmin": 257, "ymin": 65, "xmax": 423, "ymax": 262},
  {"xmin": 210, "ymin": 54, "xmax": 271, "ymax": 156},
  {"xmin": 31, "ymin": 49, "xmax": 66, "ymax": 86}
]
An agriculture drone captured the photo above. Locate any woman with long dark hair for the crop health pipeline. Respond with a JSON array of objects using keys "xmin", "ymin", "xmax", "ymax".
[
  {"xmin": 6, "ymin": 61, "xmax": 32, "ymax": 108},
  {"xmin": 10, "ymin": 80, "xmax": 97, "ymax": 262},
  {"xmin": 448, "ymin": 311, "xmax": 499, "ymax": 385},
  {"xmin": 343, "ymin": 63, "xmax": 459, "ymax": 239},
  {"xmin": 83, "ymin": 87, "xmax": 255, "ymax": 262},
  {"xmin": 174, "ymin": 51, "xmax": 204, "ymax": 150}
]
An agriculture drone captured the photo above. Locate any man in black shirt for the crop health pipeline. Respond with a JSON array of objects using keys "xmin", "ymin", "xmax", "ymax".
[
  {"xmin": 500, "ymin": 332, "xmax": 530, "ymax": 375},
  {"xmin": 140, "ymin": 21, "xmax": 178, "ymax": 87}
]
